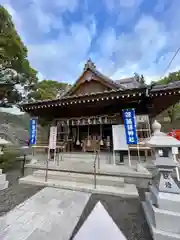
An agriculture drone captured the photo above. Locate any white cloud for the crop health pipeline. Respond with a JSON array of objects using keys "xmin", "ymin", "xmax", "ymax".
[
  {"xmin": 26, "ymin": 18, "xmax": 96, "ymax": 82},
  {"xmin": 94, "ymin": 15, "xmax": 168, "ymax": 82}
]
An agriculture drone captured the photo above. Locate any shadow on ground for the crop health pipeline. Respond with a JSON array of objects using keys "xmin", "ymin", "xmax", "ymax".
[{"xmin": 70, "ymin": 189, "xmax": 152, "ymax": 240}]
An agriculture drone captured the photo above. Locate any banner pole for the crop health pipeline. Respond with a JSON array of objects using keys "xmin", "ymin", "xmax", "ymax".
[{"xmin": 128, "ymin": 146, "xmax": 131, "ymax": 167}]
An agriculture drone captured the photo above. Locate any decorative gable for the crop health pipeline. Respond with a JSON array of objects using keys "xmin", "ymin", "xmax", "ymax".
[{"xmin": 64, "ymin": 59, "xmax": 121, "ymax": 97}]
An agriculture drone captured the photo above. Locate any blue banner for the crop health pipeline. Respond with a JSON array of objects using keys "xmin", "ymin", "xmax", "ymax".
[
  {"xmin": 122, "ymin": 109, "xmax": 138, "ymax": 145},
  {"xmin": 29, "ymin": 119, "xmax": 37, "ymax": 145}
]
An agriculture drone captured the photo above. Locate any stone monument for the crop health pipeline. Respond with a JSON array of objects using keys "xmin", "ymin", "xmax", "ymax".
[{"xmin": 142, "ymin": 120, "xmax": 180, "ymax": 240}]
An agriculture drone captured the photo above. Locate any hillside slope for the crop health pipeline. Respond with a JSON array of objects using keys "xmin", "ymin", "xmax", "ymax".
[{"xmin": 0, "ymin": 112, "xmax": 30, "ymax": 145}]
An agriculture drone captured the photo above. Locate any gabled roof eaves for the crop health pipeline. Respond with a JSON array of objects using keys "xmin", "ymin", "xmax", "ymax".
[
  {"xmin": 21, "ymin": 86, "xmax": 146, "ymax": 107},
  {"xmin": 151, "ymin": 81, "xmax": 180, "ymax": 91},
  {"xmin": 115, "ymin": 77, "xmax": 141, "ymax": 89},
  {"xmin": 64, "ymin": 66, "xmax": 125, "ymax": 97},
  {"xmin": 90, "ymin": 67, "xmax": 124, "ymax": 89}
]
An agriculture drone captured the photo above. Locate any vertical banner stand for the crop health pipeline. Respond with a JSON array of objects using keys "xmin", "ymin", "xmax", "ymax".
[
  {"xmin": 29, "ymin": 118, "xmax": 37, "ymax": 162},
  {"xmin": 48, "ymin": 126, "xmax": 57, "ymax": 164},
  {"xmin": 122, "ymin": 109, "xmax": 138, "ymax": 168}
]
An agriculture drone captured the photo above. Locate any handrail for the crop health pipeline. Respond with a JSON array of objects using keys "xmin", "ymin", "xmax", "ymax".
[
  {"xmin": 93, "ymin": 150, "xmax": 99, "ymax": 189},
  {"xmin": 45, "ymin": 156, "xmax": 49, "ymax": 182}
]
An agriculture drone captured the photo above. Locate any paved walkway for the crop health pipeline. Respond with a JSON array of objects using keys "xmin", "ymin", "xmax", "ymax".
[
  {"xmin": 0, "ymin": 168, "xmax": 152, "ymax": 240},
  {"xmin": 0, "ymin": 187, "xmax": 90, "ymax": 240}
]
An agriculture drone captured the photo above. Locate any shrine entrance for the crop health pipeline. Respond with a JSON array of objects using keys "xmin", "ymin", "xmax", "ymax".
[{"xmin": 55, "ymin": 115, "xmax": 119, "ymax": 154}]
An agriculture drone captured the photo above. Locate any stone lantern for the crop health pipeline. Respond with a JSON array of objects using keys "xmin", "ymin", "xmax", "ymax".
[
  {"xmin": 142, "ymin": 120, "xmax": 180, "ymax": 240},
  {"xmin": 0, "ymin": 137, "xmax": 10, "ymax": 190},
  {"xmin": 148, "ymin": 120, "xmax": 180, "ymax": 194}
]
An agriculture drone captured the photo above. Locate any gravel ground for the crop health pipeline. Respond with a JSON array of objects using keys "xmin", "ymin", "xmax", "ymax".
[{"xmin": 0, "ymin": 167, "xmax": 43, "ymax": 217}]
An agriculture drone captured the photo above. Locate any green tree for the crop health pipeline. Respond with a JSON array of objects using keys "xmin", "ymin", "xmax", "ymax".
[
  {"xmin": 156, "ymin": 70, "xmax": 180, "ymax": 123},
  {"xmin": 156, "ymin": 71, "xmax": 180, "ymax": 85},
  {"xmin": 28, "ymin": 80, "xmax": 71, "ymax": 101},
  {"xmin": 0, "ymin": 5, "xmax": 38, "ymax": 103}
]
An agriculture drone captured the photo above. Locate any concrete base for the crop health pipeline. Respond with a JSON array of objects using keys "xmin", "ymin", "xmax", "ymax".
[
  {"xmin": 19, "ymin": 170, "xmax": 138, "ymax": 198},
  {"xmin": 0, "ymin": 169, "xmax": 8, "ymax": 190},
  {"xmin": 25, "ymin": 157, "xmax": 152, "ymax": 188},
  {"xmin": 33, "ymin": 170, "xmax": 125, "ymax": 187},
  {"xmin": 142, "ymin": 186, "xmax": 180, "ymax": 239},
  {"xmin": 142, "ymin": 201, "xmax": 180, "ymax": 240},
  {"xmin": 150, "ymin": 185, "xmax": 180, "ymax": 213}
]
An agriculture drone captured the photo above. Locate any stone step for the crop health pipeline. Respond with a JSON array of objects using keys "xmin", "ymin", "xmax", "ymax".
[
  {"xmin": 0, "ymin": 174, "xmax": 6, "ymax": 182},
  {"xmin": 19, "ymin": 175, "xmax": 138, "ymax": 198},
  {"xmin": 59, "ymin": 154, "xmax": 114, "ymax": 162},
  {"xmin": 58, "ymin": 153, "xmax": 119, "ymax": 158},
  {"xmin": 33, "ymin": 170, "xmax": 125, "ymax": 187},
  {"xmin": 0, "ymin": 181, "xmax": 9, "ymax": 190}
]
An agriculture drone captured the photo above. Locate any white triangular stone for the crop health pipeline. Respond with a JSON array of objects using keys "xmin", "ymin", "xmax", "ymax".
[{"xmin": 74, "ymin": 201, "xmax": 127, "ymax": 240}]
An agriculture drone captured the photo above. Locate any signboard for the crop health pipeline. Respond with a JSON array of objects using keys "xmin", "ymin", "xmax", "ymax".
[
  {"xmin": 136, "ymin": 115, "xmax": 149, "ymax": 123},
  {"xmin": 48, "ymin": 126, "xmax": 57, "ymax": 149},
  {"xmin": 29, "ymin": 119, "xmax": 37, "ymax": 145},
  {"xmin": 112, "ymin": 125, "xmax": 128, "ymax": 151},
  {"xmin": 122, "ymin": 109, "xmax": 138, "ymax": 145}
]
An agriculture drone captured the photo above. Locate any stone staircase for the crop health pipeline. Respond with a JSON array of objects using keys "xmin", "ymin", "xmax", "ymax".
[
  {"xmin": 57, "ymin": 152, "xmax": 121, "ymax": 164},
  {"xmin": 0, "ymin": 169, "xmax": 9, "ymax": 190},
  {"xmin": 19, "ymin": 169, "xmax": 138, "ymax": 197}
]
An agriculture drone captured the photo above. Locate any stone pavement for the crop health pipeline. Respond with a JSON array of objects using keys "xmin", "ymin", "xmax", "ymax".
[{"xmin": 0, "ymin": 187, "xmax": 90, "ymax": 240}]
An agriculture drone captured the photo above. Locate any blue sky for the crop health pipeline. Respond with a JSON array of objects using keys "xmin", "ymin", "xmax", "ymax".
[{"xmin": 1, "ymin": 0, "xmax": 180, "ymax": 84}]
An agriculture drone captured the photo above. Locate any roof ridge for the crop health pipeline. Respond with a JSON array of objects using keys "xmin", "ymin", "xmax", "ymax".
[{"xmin": 88, "ymin": 65, "xmax": 123, "ymax": 88}]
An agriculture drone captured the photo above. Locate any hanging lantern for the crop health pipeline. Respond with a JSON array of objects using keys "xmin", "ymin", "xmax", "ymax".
[
  {"xmin": 100, "ymin": 120, "xmax": 104, "ymax": 146},
  {"xmin": 88, "ymin": 118, "xmax": 91, "ymax": 125},
  {"xmin": 67, "ymin": 119, "xmax": 69, "ymax": 125},
  {"xmin": 104, "ymin": 117, "xmax": 108, "ymax": 124},
  {"xmin": 76, "ymin": 119, "xmax": 80, "ymax": 145},
  {"xmin": 93, "ymin": 118, "xmax": 96, "ymax": 125},
  {"xmin": 76, "ymin": 134, "xmax": 80, "ymax": 145},
  {"xmin": 72, "ymin": 120, "xmax": 74, "ymax": 126},
  {"xmin": 87, "ymin": 125, "xmax": 91, "ymax": 147},
  {"xmin": 99, "ymin": 117, "xmax": 102, "ymax": 124},
  {"xmin": 100, "ymin": 139, "xmax": 104, "ymax": 146},
  {"xmin": 106, "ymin": 136, "xmax": 110, "ymax": 147},
  {"xmin": 82, "ymin": 119, "xmax": 85, "ymax": 125}
]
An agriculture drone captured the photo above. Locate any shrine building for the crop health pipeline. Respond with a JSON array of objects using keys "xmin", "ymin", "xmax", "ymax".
[{"xmin": 20, "ymin": 60, "xmax": 180, "ymax": 156}]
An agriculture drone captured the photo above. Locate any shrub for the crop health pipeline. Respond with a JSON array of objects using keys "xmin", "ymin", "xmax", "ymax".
[{"xmin": 0, "ymin": 146, "xmax": 22, "ymax": 171}]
